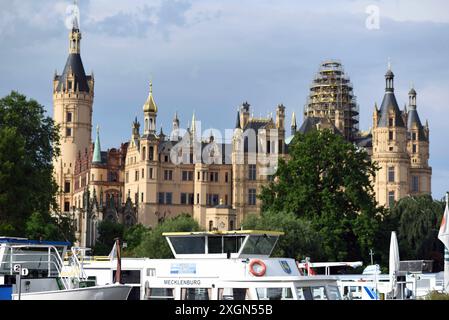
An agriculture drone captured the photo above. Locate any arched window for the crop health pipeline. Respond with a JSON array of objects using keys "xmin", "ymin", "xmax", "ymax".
[
  {"xmin": 149, "ymin": 147, "xmax": 154, "ymax": 161},
  {"xmin": 142, "ymin": 147, "xmax": 146, "ymax": 161}
]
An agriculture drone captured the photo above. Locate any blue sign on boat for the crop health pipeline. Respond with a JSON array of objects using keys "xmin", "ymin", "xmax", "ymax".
[{"xmin": 170, "ymin": 263, "xmax": 197, "ymax": 275}]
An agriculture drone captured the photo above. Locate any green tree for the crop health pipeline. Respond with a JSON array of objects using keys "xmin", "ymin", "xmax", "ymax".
[
  {"xmin": 93, "ymin": 220, "xmax": 125, "ymax": 255},
  {"xmin": 259, "ymin": 130, "xmax": 383, "ymax": 262},
  {"xmin": 242, "ymin": 210, "xmax": 325, "ymax": 261},
  {"xmin": 133, "ymin": 214, "xmax": 201, "ymax": 258},
  {"xmin": 0, "ymin": 91, "xmax": 65, "ymax": 238},
  {"xmin": 390, "ymin": 195, "xmax": 445, "ymax": 271},
  {"xmin": 25, "ymin": 212, "xmax": 76, "ymax": 243},
  {"xmin": 123, "ymin": 224, "xmax": 150, "ymax": 254}
]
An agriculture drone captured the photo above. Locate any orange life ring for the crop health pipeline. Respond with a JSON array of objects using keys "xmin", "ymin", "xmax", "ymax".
[{"xmin": 249, "ymin": 259, "xmax": 267, "ymax": 277}]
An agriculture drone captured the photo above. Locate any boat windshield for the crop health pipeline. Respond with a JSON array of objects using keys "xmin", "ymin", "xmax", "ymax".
[{"xmin": 240, "ymin": 235, "xmax": 278, "ymax": 256}]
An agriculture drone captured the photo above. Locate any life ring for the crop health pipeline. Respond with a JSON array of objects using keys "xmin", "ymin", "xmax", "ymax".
[{"xmin": 249, "ymin": 259, "xmax": 267, "ymax": 277}]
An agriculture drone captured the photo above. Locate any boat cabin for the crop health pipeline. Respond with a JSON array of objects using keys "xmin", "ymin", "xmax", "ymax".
[{"xmin": 81, "ymin": 231, "xmax": 342, "ymax": 300}]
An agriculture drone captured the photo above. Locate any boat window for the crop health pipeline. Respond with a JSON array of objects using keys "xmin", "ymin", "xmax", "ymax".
[
  {"xmin": 256, "ymin": 288, "xmax": 293, "ymax": 300},
  {"xmin": 169, "ymin": 237, "xmax": 205, "ymax": 254},
  {"xmin": 241, "ymin": 235, "xmax": 278, "ymax": 255},
  {"xmin": 296, "ymin": 287, "xmax": 313, "ymax": 300},
  {"xmin": 112, "ymin": 270, "xmax": 140, "ymax": 284},
  {"xmin": 327, "ymin": 285, "xmax": 342, "ymax": 300},
  {"xmin": 208, "ymin": 236, "xmax": 222, "ymax": 254},
  {"xmin": 218, "ymin": 288, "xmax": 250, "ymax": 300},
  {"xmin": 223, "ymin": 236, "xmax": 245, "ymax": 253},
  {"xmin": 181, "ymin": 288, "xmax": 211, "ymax": 300},
  {"xmin": 311, "ymin": 286, "xmax": 328, "ymax": 300},
  {"xmin": 207, "ymin": 236, "xmax": 246, "ymax": 254},
  {"xmin": 146, "ymin": 268, "xmax": 156, "ymax": 277},
  {"xmin": 146, "ymin": 288, "xmax": 175, "ymax": 300}
]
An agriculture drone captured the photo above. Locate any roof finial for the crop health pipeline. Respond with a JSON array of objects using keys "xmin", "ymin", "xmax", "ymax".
[
  {"xmin": 388, "ymin": 57, "xmax": 391, "ymax": 71},
  {"xmin": 150, "ymin": 77, "xmax": 153, "ymax": 94}
]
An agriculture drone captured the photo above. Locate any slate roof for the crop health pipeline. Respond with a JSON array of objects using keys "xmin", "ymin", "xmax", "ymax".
[
  {"xmin": 377, "ymin": 92, "xmax": 405, "ymax": 127},
  {"xmin": 56, "ymin": 54, "xmax": 90, "ymax": 93},
  {"xmin": 407, "ymin": 108, "xmax": 427, "ymax": 141}
]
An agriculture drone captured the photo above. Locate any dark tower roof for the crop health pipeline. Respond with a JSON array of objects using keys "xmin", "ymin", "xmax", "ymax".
[
  {"xmin": 377, "ymin": 66, "xmax": 405, "ymax": 127},
  {"xmin": 235, "ymin": 111, "xmax": 241, "ymax": 129},
  {"xmin": 407, "ymin": 88, "xmax": 427, "ymax": 141},
  {"xmin": 56, "ymin": 54, "xmax": 90, "ymax": 93}
]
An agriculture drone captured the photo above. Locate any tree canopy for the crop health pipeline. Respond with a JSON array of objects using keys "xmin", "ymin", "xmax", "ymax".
[
  {"xmin": 259, "ymin": 130, "xmax": 384, "ymax": 262},
  {"xmin": 132, "ymin": 215, "xmax": 201, "ymax": 258},
  {"xmin": 390, "ymin": 195, "xmax": 445, "ymax": 270},
  {"xmin": 0, "ymin": 91, "xmax": 72, "ymax": 241}
]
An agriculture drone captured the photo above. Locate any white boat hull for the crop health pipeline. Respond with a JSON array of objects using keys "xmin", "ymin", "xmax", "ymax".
[{"xmin": 11, "ymin": 284, "xmax": 132, "ymax": 300}]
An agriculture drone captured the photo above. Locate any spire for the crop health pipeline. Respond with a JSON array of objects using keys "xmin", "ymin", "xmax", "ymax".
[
  {"xmin": 377, "ymin": 63, "xmax": 404, "ymax": 128},
  {"xmin": 409, "ymin": 83, "xmax": 417, "ymax": 109},
  {"xmin": 68, "ymin": 3, "xmax": 81, "ymax": 54},
  {"xmin": 191, "ymin": 112, "xmax": 196, "ymax": 135},
  {"xmin": 235, "ymin": 111, "xmax": 241, "ymax": 129},
  {"xmin": 93, "ymin": 125, "xmax": 102, "ymax": 163},
  {"xmin": 143, "ymin": 79, "xmax": 158, "ymax": 113},
  {"xmin": 385, "ymin": 59, "xmax": 395, "ymax": 92},
  {"xmin": 291, "ymin": 112, "xmax": 297, "ymax": 136}
]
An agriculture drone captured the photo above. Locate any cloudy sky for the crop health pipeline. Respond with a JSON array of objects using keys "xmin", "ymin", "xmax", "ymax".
[{"xmin": 1, "ymin": 0, "xmax": 448, "ymax": 198}]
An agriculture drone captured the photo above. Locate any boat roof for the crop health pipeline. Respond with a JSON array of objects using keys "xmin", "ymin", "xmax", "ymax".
[
  {"xmin": 162, "ymin": 230, "xmax": 285, "ymax": 237},
  {"xmin": 0, "ymin": 237, "xmax": 70, "ymax": 247}
]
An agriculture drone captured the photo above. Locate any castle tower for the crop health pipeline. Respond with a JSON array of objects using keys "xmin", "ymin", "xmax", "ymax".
[
  {"xmin": 304, "ymin": 60, "xmax": 359, "ymax": 141},
  {"xmin": 406, "ymin": 86, "xmax": 432, "ymax": 195},
  {"xmin": 372, "ymin": 65, "xmax": 410, "ymax": 207},
  {"xmin": 53, "ymin": 14, "xmax": 94, "ymax": 213}
]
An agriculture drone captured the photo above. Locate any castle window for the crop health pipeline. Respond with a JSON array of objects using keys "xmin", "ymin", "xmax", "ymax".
[
  {"xmin": 388, "ymin": 191, "xmax": 395, "ymax": 208},
  {"xmin": 149, "ymin": 147, "xmax": 154, "ymax": 161},
  {"xmin": 142, "ymin": 168, "xmax": 145, "ymax": 179},
  {"xmin": 210, "ymin": 172, "xmax": 219, "ymax": 182},
  {"xmin": 126, "ymin": 172, "xmax": 129, "ymax": 183},
  {"xmin": 181, "ymin": 193, "xmax": 187, "ymax": 204},
  {"xmin": 248, "ymin": 165, "xmax": 257, "ymax": 181},
  {"xmin": 135, "ymin": 170, "xmax": 139, "ymax": 181},
  {"xmin": 209, "ymin": 221, "xmax": 213, "ymax": 232},
  {"xmin": 165, "ymin": 155, "xmax": 169, "ymax": 162},
  {"xmin": 225, "ymin": 195, "xmax": 228, "ymax": 205},
  {"xmin": 411, "ymin": 176, "xmax": 419, "ymax": 193},
  {"xmin": 182, "ymin": 171, "xmax": 193, "ymax": 181},
  {"xmin": 229, "ymin": 220, "xmax": 234, "ymax": 231},
  {"xmin": 67, "ymin": 81, "xmax": 73, "ymax": 91},
  {"xmin": 278, "ymin": 139, "xmax": 283, "ymax": 154},
  {"xmin": 141, "ymin": 192, "xmax": 144, "ymax": 202},
  {"xmin": 164, "ymin": 170, "xmax": 173, "ymax": 181},
  {"xmin": 67, "ymin": 112, "xmax": 72, "ymax": 123},
  {"xmin": 66, "ymin": 128, "xmax": 72, "ymax": 137},
  {"xmin": 64, "ymin": 181, "xmax": 71, "ymax": 193},
  {"xmin": 142, "ymin": 147, "xmax": 146, "ymax": 161},
  {"xmin": 412, "ymin": 132, "xmax": 417, "ymax": 141},
  {"xmin": 389, "ymin": 118, "xmax": 394, "ymax": 127},
  {"xmin": 64, "ymin": 201, "xmax": 70, "ymax": 212},
  {"xmin": 248, "ymin": 189, "xmax": 257, "ymax": 206},
  {"xmin": 197, "ymin": 193, "xmax": 200, "ymax": 204},
  {"xmin": 389, "ymin": 131, "xmax": 394, "ymax": 140},
  {"xmin": 225, "ymin": 172, "xmax": 229, "ymax": 183},
  {"xmin": 166, "ymin": 193, "xmax": 173, "ymax": 205},
  {"xmin": 412, "ymin": 144, "xmax": 417, "ymax": 153},
  {"xmin": 149, "ymin": 168, "xmax": 153, "ymax": 179},
  {"xmin": 158, "ymin": 192, "xmax": 164, "ymax": 204},
  {"xmin": 388, "ymin": 167, "xmax": 395, "ymax": 183}
]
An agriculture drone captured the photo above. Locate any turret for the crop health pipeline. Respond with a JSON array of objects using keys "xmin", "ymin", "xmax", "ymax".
[{"xmin": 143, "ymin": 81, "xmax": 157, "ymax": 135}]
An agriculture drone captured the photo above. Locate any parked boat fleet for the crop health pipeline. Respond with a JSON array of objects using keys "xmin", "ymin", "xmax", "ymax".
[{"xmin": 0, "ymin": 230, "xmax": 441, "ymax": 300}]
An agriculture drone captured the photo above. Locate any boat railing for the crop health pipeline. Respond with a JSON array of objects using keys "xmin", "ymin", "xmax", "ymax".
[{"xmin": 0, "ymin": 245, "xmax": 71, "ymax": 290}]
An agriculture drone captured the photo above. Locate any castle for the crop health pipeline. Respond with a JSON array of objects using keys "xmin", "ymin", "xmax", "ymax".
[{"xmin": 53, "ymin": 18, "xmax": 431, "ymax": 246}]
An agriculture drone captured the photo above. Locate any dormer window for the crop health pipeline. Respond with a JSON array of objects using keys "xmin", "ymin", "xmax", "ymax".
[
  {"xmin": 389, "ymin": 118, "xmax": 394, "ymax": 127},
  {"xmin": 67, "ymin": 81, "xmax": 73, "ymax": 91}
]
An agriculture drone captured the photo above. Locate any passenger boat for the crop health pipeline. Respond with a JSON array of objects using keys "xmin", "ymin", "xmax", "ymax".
[
  {"xmin": 0, "ymin": 237, "xmax": 132, "ymax": 300},
  {"xmin": 82, "ymin": 230, "xmax": 342, "ymax": 300}
]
